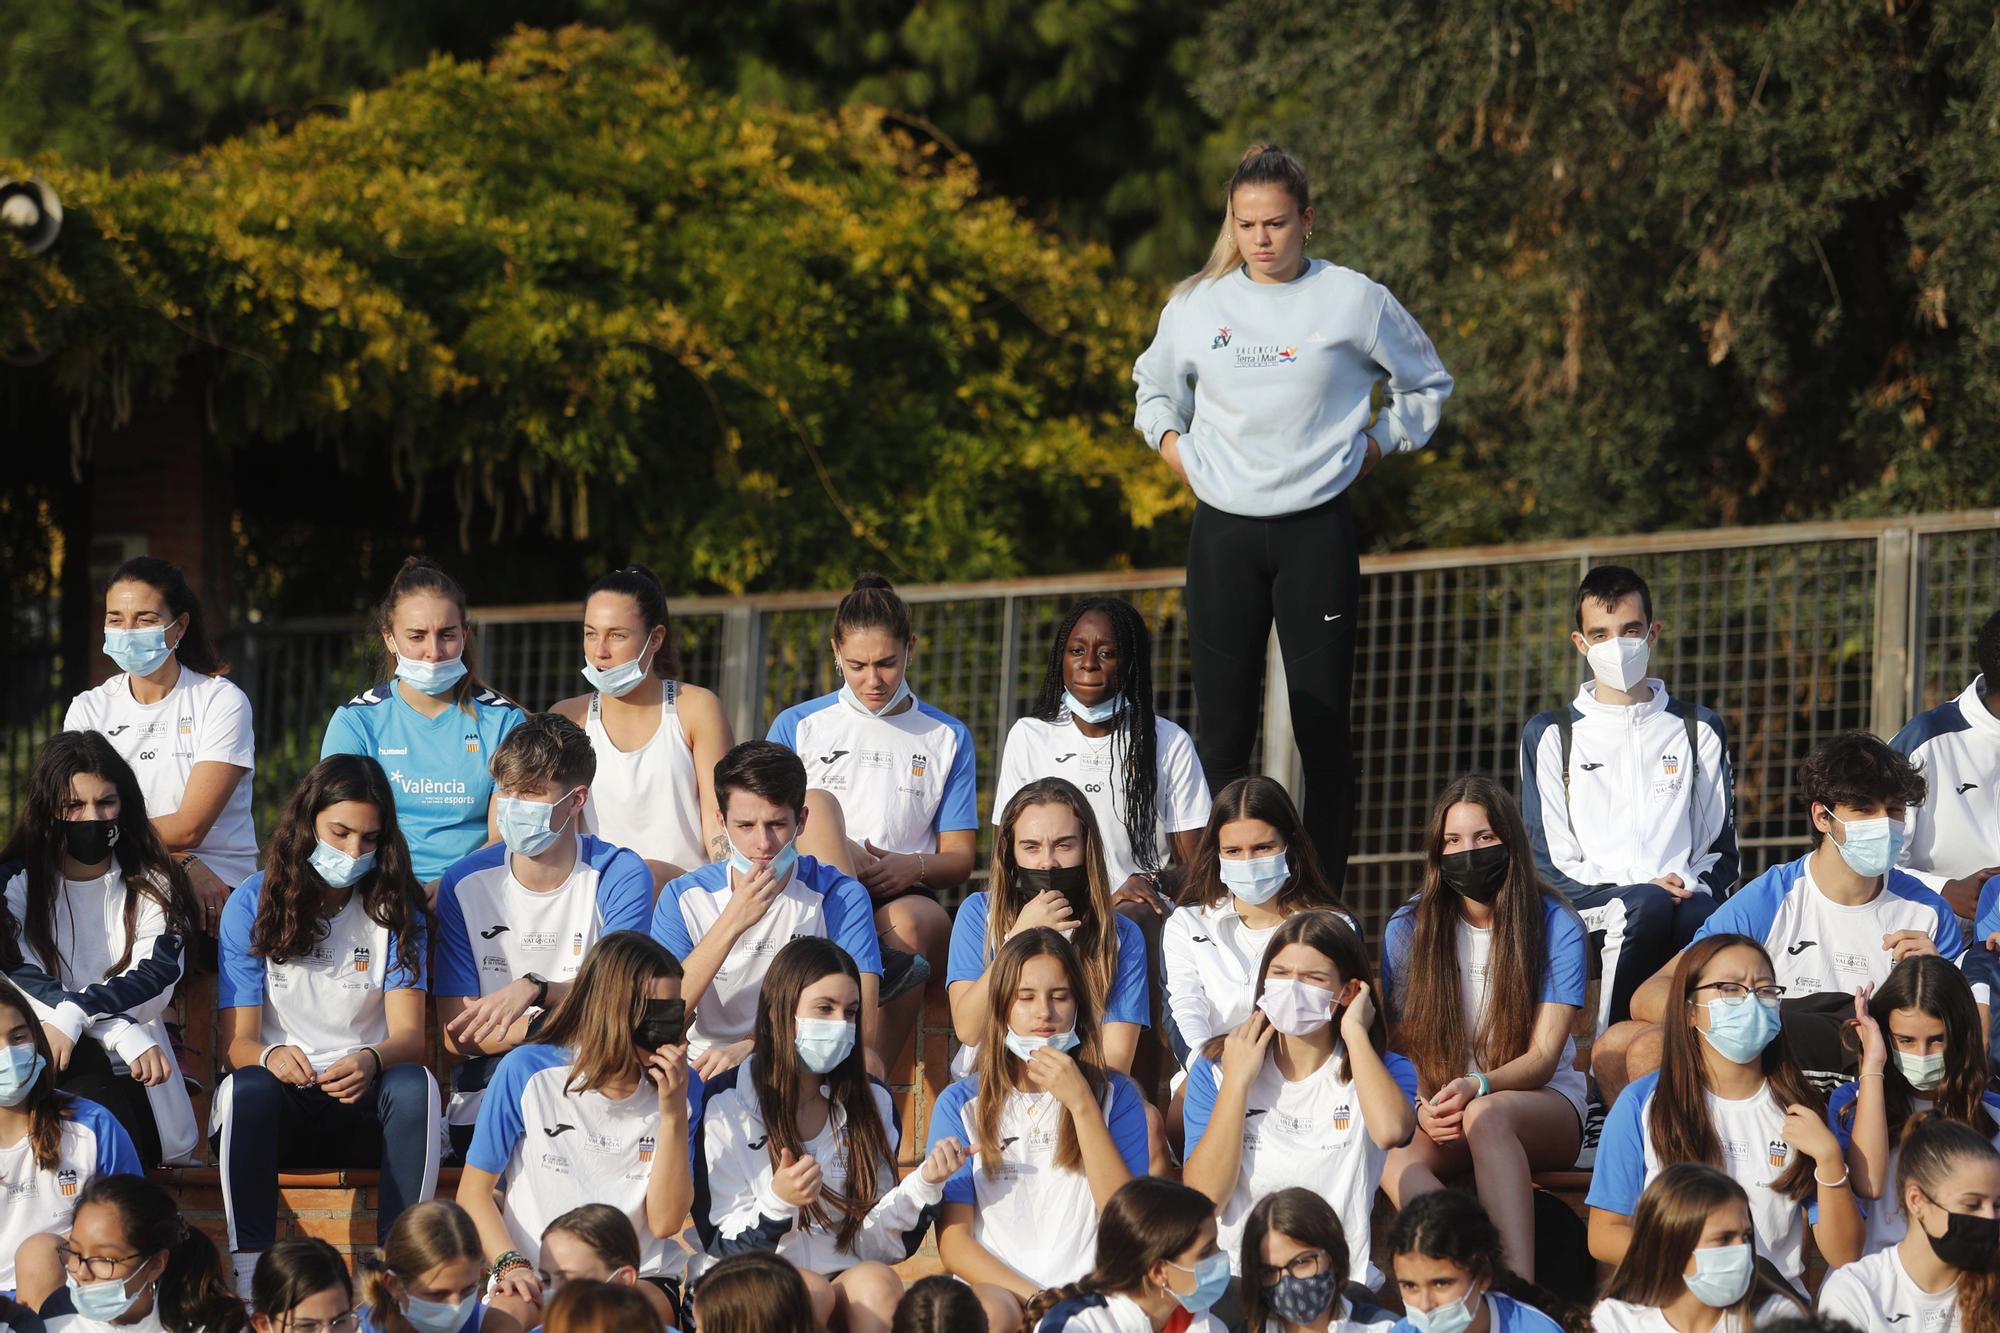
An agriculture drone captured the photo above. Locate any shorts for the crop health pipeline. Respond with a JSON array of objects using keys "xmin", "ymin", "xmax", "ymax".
[{"xmin": 880, "ymin": 947, "xmax": 931, "ymax": 1003}]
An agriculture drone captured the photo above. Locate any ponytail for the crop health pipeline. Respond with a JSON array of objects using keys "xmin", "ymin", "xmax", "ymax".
[
  {"xmin": 1172, "ymin": 144, "xmax": 1313, "ymax": 300},
  {"xmin": 585, "ymin": 563, "xmax": 679, "ymax": 677},
  {"xmin": 69, "ymin": 1175, "xmax": 245, "ymax": 1333},
  {"xmin": 831, "ymin": 573, "xmax": 912, "ymax": 647},
  {"xmin": 107, "ymin": 556, "xmax": 227, "ymax": 676}
]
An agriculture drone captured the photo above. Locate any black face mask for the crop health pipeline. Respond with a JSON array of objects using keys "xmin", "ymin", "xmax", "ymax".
[
  {"xmin": 1012, "ymin": 863, "xmax": 1090, "ymax": 911},
  {"xmin": 1921, "ymin": 1194, "xmax": 2000, "ymax": 1271},
  {"xmin": 1439, "ymin": 844, "xmax": 1509, "ymax": 904},
  {"xmin": 59, "ymin": 818, "xmax": 119, "ymax": 866},
  {"xmin": 633, "ymin": 998, "xmax": 686, "ymax": 1051}
]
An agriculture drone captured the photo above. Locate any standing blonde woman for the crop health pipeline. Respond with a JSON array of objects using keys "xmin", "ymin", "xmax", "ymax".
[{"xmin": 1133, "ymin": 143, "xmax": 1453, "ymax": 890}]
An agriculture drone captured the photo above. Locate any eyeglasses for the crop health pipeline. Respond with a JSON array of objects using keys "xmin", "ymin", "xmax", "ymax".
[
  {"xmin": 281, "ymin": 1313, "xmax": 361, "ymax": 1333},
  {"xmin": 54, "ymin": 1243, "xmax": 147, "ymax": 1281},
  {"xmin": 1692, "ymin": 981, "xmax": 1784, "ymax": 1007},
  {"xmin": 1257, "ymin": 1248, "xmax": 1328, "ymax": 1286}
]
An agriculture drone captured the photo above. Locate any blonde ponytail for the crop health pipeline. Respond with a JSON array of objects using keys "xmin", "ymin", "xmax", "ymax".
[{"xmin": 1172, "ymin": 144, "xmax": 1313, "ymax": 300}]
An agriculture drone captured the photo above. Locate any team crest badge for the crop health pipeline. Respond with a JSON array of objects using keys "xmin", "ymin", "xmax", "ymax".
[
  {"xmin": 58, "ymin": 1169, "xmax": 79, "ymax": 1197},
  {"xmin": 352, "ymin": 946, "xmax": 371, "ymax": 974}
]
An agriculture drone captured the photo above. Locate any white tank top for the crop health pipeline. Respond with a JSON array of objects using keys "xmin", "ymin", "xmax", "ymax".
[{"xmin": 581, "ymin": 683, "xmax": 706, "ymax": 872}]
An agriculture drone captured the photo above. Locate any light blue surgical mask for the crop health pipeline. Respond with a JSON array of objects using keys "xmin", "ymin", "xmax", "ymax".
[
  {"xmin": 1696, "ymin": 992, "xmax": 1783, "ymax": 1065},
  {"xmin": 1062, "ymin": 689, "xmax": 1123, "ymax": 726},
  {"xmin": 1219, "ymin": 850, "xmax": 1290, "ymax": 905},
  {"xmin": 795, "ymin": 1018, "xmax": 857, "ymax": 1073},
  {"xmin": 104, "ymin": 625, "xmax": 174, "ymax": 677},
  {"xmin": 67, "ymin": 1269, "xmax": 148, "ymax": 1324},
  {"xmin": 394, "ymin": 652, "xmax": 468, "ymax": 696},
  {"xmin": 0, "ymin": 1044, "xmax": 47, "ymax": 1106},
  {"xmin": 1162, "ymin": 1250, "xmax": 1231, "ymax": 1314},
  {"xmin": 1405, "ymin": 1286, "xmax": 1484, "ymax": 1333},
  {"xmin": 580, "ymin": 644, "xmax": 655, "ymax": 698},
  {"xmin": 1683, "ymin": 1242, "xmax": 1755, "ymax": 1307},
  {"xmin": 839, "ymin": 678, "xmax": 911, "ymax": 718},
  {"xmin": 728, "ymin": 836, "xmax": 800, "ymax": 888},
  {"xmin": 308, "ymin": 838, "xmax": 375, "ymax": 889},
  {"xmin": 1895, "ymin": 1049, "xmax": 1947, "ymax": 1092},
  {"xmin": 400, "ymin": 1291, "xmax": 476, "ymax": 1333},
  {"xmin": 496, "ymin": 789, "xmax": 579, "ymax": 858},
  {"xmin": 1828, "ymin": 811, "xmax": 1904, "ymax": 879},
  {"xmin": 1003, "ymin": 1027, "xmax": 1080, "ymax": 1061}
]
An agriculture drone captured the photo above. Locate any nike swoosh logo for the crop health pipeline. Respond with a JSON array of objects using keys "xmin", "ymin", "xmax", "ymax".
[
  {"xmin": 1581, "ymin": 762, "xmax": 1605, "ymax": 771},
  {"xmin": 480, "ymin": 925, "xmax": 510, "ymax": 939},
  {"xmin": 543, "ymin": 1124, "xmax": 575, "ymax": 1137},
  {"xmin": 1959, "ymin": 783, "xmax": 1980, "ymax": 794},
  {"xmin": 1786, "ymin": 940, "xmax": 1817, "ymax": 956},
  {"xmin": 1322, "ymin": 614, "xmax": 1342, "ymax": 622}
]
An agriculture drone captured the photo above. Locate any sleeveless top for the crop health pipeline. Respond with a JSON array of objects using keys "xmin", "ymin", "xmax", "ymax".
[{"xmin": 580, "ymin": 683, "xmax": 706, "ymax": 872}]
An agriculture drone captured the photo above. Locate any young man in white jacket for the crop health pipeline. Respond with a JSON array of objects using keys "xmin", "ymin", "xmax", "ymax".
[
  {"xmin": 1519, "ymin": 566, "xmax": 1737, "ymax": 1029},
  {"xmin": 1890, "ymin": 607, "xmax": 2000, "ymax": 919}
]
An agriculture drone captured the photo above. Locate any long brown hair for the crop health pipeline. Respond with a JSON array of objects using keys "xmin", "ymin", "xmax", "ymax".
[
  {"xmin": 1240, "ymin": 1188, "xmax": 1355, "ymax": 1333},
  {"xmin": 249, "ymin": 755, "xmax": 424, "ymax": 978},
  {"xmin": 373, "ymin": 556, "xmax": 501, "ymax": 713},
  {"xmin": 0, "ymin": 976, "xmax": 73, "ymax": 1170},
  {"xmin": 750, "ymin": 937, "xmax": 894, "ymax": 1250},
  {"xmin": 535, "ymin": 931, "xmax": 684, "ymax": 1095},
  {"xmin": 1899, "ymin": 1115, "xmax": 2000, "ymax": 1333},
  {"xmin": 361, "ymin": 1200, "xmax": 482, "ymax": 1327},
  {"xmin": 0, "ymin": 730, "xmax": 194, "ymax": 980},
  {"xmin": 1181, "ymin": 776, "xmax": 1349, "ymax": 917},
  {"xmin": 1386, "ymin": 775, "xmax": 1569, "ymax": 1097},
  {"xmin": 1651, "ymin": 934, "xmax": 1820, "ymax": 1202},
  {"xmin": 692, "ymin": 1252, "xmax": 816, "ymax": 1333},
  {"xmin": 1842, "ymin": 955, "xmax": 1996, "ymax": 1142},
  {"xmin": 986, "ymin": 778, "xmax": 1121, "ymax": 1009},
  {"xmin": 541, "ymin": 1280, "xmax": 658, "ymax": 1333},
  {"xmin": 1198, "ymin": 910, "xmax": 1383, "ymax": 1083},
  {"xmin": 973, "ymin": 929, "xmax": 1110, "ymax": 1178},
  {"xmin": 1022, "ymin": 1177, "xmax": 1214, "ymax": 1330},
  {"xmin": 1602, "ymin": 1164, "xmax": 1802, "ymax": 1318},
  {"xmin": 1173, "ymin": 144, "xmax": 1312, "ymax": 299}
]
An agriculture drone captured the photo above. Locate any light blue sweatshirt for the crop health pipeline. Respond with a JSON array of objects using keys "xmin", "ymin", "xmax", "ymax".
[{"xmin": 1132, "ymin": 260, "xmax": 1454, "ymax": 518}]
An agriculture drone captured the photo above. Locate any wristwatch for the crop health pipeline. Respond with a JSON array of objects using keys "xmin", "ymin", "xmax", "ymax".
[{"xmin": 524, "ymin": 973, "xmax": 549, "ymax": 1008}]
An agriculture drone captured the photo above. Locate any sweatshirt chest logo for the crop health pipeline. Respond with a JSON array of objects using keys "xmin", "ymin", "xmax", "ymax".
[
  {"xmin": 1212, "ymin": 326, "xmax": 1232, "ymax": 348},
  {"xmin": 1662, "ymin": 752, "xmax": 1682, "ymax": 776},
  {"xmin": 1231, "ymin": 342, "xmax": 1298, "ymax": 369}
]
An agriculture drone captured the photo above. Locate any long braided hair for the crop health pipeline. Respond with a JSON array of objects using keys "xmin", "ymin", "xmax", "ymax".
[{"xmin": 1029, "ymin": 597, "xmax": 1162, "ymax": 874}]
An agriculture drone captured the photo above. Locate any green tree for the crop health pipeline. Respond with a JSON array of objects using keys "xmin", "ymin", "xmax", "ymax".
[
  {"xmin": 1195, "ymin": 0, "xmax": 2000, "ymax": 549},
  {"xmin": 1, "ymin": 27, "xmax": 1181, "ymax": 605}
]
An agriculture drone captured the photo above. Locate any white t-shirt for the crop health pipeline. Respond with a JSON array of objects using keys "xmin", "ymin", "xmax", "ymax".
[
  {"xmin": 64, "ymin": 668, "xmax": 259, "ymax": 885},
  {"xmin": 1589, "ymin": 1301, "xmax": 1753, "ymax": 1333},
  {"xmin": 1261, "ymin": 1299, "xmax": 1397, "ymax": 1333},
  {"xmin": 0, "ymin": 1097, "xmax": 140, "ymax": 1288},
  {"xmin": 1825, "ymin": 1085, "xmax": 2000, "ymax": 1254},
  {"xmin": 1818, "ymin": 1245, "xmax": 1960, "ymax": 1333},
  {"xmin": 767, "ymin": 691, "xmax": 978, "ymax": 854},
  {"xmin": 580, "ymin": 686, "xmax": 706, "ymax": 872},
  {"xmin": 1162, "ymin": 901, "xmax": 1284, "ymax": 1060},
  {"xmin": 991, "ymin": 711, "xmax": 1211, "ymax": 884},
  {"xmin": 1034, "ymin": 1291, "xmax": 1228, "ymax": 1333}
]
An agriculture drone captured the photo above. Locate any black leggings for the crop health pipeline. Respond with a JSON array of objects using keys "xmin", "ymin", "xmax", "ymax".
[
  {"xmin": 59, "ymin": 1036, "xmax": 163, "ymax": 1169},
  {"xmin": 1186, "ymin": 495, "xmax": 1361, "ymax": 891}
]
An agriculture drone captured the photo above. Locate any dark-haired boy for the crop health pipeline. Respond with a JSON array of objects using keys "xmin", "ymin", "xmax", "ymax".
[{"xmin": 1890, "ymin": 608, "xmax": 2000, "ymax": 918}]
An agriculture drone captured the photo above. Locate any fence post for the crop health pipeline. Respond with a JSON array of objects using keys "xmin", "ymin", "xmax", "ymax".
[
  {"xmin": 720, "ymin": 605, "xmax": 763, "ymax": 743},
  {"xmin": 1260, "ymin": 626, "xmax": 1301, "ymax": 792},
  {"xmin": 1870, "ymin": 526, "xmax": 1917, "ymax": 739},
  {"xmin": 993, "ymin": 594, "xmax": 1021, "ymax": 771}
]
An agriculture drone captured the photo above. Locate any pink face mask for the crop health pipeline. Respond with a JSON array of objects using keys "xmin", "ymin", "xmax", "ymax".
[{"xmin": 1257, "ymin": 979, "xmax": 1337, "ymax": 1036}]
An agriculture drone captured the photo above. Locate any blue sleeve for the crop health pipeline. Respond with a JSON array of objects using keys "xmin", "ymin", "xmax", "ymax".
[
  {"xmin": 1977, "ymin": 876, "xmax": 2000, "ymax": 943},
  {"xmin": 1932, "ymin": 893, "xmax": 1966, "ymax": 958},
  {"xmin": 649, "ymin": 879, "xmax": 696, "ymax": 960},
  {"xmin": 386, "ymin": 909, "xmax": 429, "ymax": 992},
  {"xmin": 947, "ymin": 892, "xmax": 992, "ymax": 987},
  {"xmin": 493, "ymin": 705, "xmax": 527, "ymax": 747},
  {"xmin": 431, "ymin": 871, "xmax": 480, "ymax": 999},
  {"xmin": 466, "ymin": 1049, "xmax": 541, "ymax": 1174},
  {"xmin": 928, "ymin": 1080, "xmax": 977, "ymax": 1205},
  {"xmin": 1826, "ymin": 1081, "xmax": 1860, "ymax": 1149},
  {"xmin": 1379, "ymin": 907, "xmax": 1413, "ymax": 1020},
  {"xmin": 937, "ymin": 721, "xmax": 978, "ymax": 834},
  {"xmin": 596, "ymin": 848, "xmax": 655, "ymax": 935},
  {"xmin": 79, "ymin": 1100, "xmax": 141, "ymax": 1178},
  {"xmin": 1540, "ymin": 899, "xmax": 1589, "ymax": 1008},
  {"xmin": 1104, "ymin": 1073, "xmax": 1149, "ymax": 1175},
  {"xmin": 1584, "ymin": 1077, "xmax": 1651, "ymax": 1216},
  {"xmin": 1691, "ymin": 872, "xmax": 1784, "ymax": 947},
  {"xmin": 1182, "ymin": 1056, "xmax": 1221, "ymax": 1158},
  {"xmin": 1106, "ymin": 913, "xmax": 1150, "ymax": 1028},
  {"xmin": 1384, "ymin": 1051, "xmax": 1420, "ymax": 1104},
  {"xmin": 319, "ymin": 706, "xmax": 366, "ymax": 759},
  {"xmin": 825, "ymin": 875, "xmax": 884, "ymax": 977},
  {"xmin": 216, "ymin": 878, "xmax": 266, "ymax": 1010},
  {"xmin": 766, "ymin": 706, "xmax": 800, "ymax": 753}
]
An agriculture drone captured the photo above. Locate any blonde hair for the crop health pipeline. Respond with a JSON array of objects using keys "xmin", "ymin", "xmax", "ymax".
[{"xmin": 1172, "ymin": 144, "xmax": 1313, "ymax": 299}]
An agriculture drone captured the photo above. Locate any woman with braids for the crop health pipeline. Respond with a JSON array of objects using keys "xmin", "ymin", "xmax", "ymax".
[
  {"xmin": 1386, "ymin": 1190, "xmax": 1582, "ymax": 1333},
  {"xmin": 211, "ymin": 755, "xmax": 438, "ymax": 1301},
  {"xmin": 1377, "ymin": 775, "xmax": 1588, "ymax": 1282},
  {"xmin": 691, "ymin": 937, "xmax": 965, "ymax": 1333},
  {"xmin": 1133, "ymin": 143, "xmax": 1453, "ymax": 890},
  {"xmin": 1818, "ymin": 1117, "xmax": 2000, "ymax": 1333},
  {"xmin": 1829, "ymin": 955, "xmax": 2000, "ymax": 1254},
  {"xmin": 38, "ymin": 1174, "xmax": 245, "ymax": 1332},
  {"xmin": 0, "ymin": 977, "xmax": 140, "ymax": 1299},
  {"xmin": 552, "ymin": 563, "xmax": 733, "ymax": 889},
  {"xmin": 1587, "ymin": 934, "xmax": 1862, "ymax": 1296},
  {"xmin": 1, "ymin": 732, "xmax": 199, "ymax": 1168},
  {"xmin": 1239, "ymin": 1188, "xmax": 1396, "ymax": 1333},
  {"xmin": 320, "ymin": 557, "xmax": 525, "ymax": 891},
  {"xmin": 1024, "ymin": 1176, "xmax": 1229, "ymax": 1332},
  {"xmin": 1593, "ymin": 1164, "xmax": 1806, "ymax": 1333}
]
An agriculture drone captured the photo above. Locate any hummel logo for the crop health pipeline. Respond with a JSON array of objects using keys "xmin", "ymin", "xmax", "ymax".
[
  {"xmin": 543, "ymin": 1124, "xmax": 575, "ymax": 1137},
  {"xmin": 1054, "ymin": 753, "xmax": 1076, "ymax": 763},
  {"xmin": 480, "ymin": 925, "xmax": 510, "ymax": 939},
  {"xmin": 1581, "ymin": 762, "xmax": 1605, "ymax": 772},
  {"xmin": 819, "ymin": 750, "xmax": 849, "ymax": 765},
  {"xmin": 1786, "ymin": 940, "xmax": 1817, "ymax": 956},
  {"xmin": 747, "ymin": 1137, "xmax": 767, "ymax": 1151},
  {"xmin": 107, "ymin": 725, "xmax": 131, "ymax": 737},
  {"xmin": 1959, "ymin": 782, "xmax": 1980, "ymax": 795}
]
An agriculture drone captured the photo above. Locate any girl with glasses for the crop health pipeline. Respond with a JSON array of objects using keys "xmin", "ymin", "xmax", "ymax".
[
  {"xmin": 1239, "ymin": 1188, "xmax": 1395, "ymax": 1333},
  {"xmin": 40, "ymin": 1174, "xmax": 243, "ymax": 1333}
]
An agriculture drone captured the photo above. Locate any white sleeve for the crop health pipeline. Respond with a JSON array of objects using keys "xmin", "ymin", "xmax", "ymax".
[
  {"xmin": 87, "ymin": 1015, "xmax": 162, "ymax": 1065},
  {"xmin": 990, "ymin": 722, "xmax": 1031, "ymax": 827},
  {"xmin": 698, "ymin": 1111, "xmax": 800, "ymax": 1256},
  {"xmin": 97, "ymin": 895, "xmax": 182, "ymax": 1028},
  {"xmin": 851, "ymin": 1161, "xmax": 947, "ymax": 1264},
  {"xmin": 195, "ymin": 682, "xmax": 257, "ymax": 769},
  {"xmin": 1523, "ymin": 726, "xmax": 1610, "ymax": 887},
  {"xmin": 1161, "ymin": 914, "xmax": 1217, "ymax": 1064},
  {"xmin": 61, "ymin": 691, "xmax": 94, "ymax": 734},
  {"xmin": 1132, "ymin": 299, "xmax": 1195, "ymax": 451},
  {"xmin": 2, "ymin": 875, "xmax": 88, "ymax": 1040},
  {"xmin": 1812, "ymin": 1266, "xmax": 1872, "ymax": 1329},
  {"xmin": 1157, "ymin": 725, "xmax": 1212, "ymax": 834}
]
